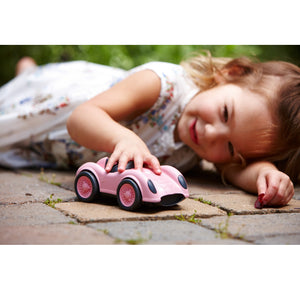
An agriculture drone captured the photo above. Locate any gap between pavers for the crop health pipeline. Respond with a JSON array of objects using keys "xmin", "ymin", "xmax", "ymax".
[
  {"xmin": 87, "ymin": 220, "xmax": 249, "ymax": 245},
  {"xmin": 55, "ymin": 198, "xmax": 226, "ymax": 224},
  {"xmin": 200, "ymin": 213, "xmax": 300, "ymax": 244},
  {"xmin": 0, "ymin": 170, "xmax": 75, "ymax": 205}
]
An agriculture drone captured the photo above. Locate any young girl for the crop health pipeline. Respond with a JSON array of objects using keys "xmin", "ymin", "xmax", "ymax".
[{"xmin": 0, "ymin": 52, "xmax": 299, "ymax": 208}]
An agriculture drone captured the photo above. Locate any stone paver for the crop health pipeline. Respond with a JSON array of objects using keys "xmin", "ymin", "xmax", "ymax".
[
  {"xmin": 19, "ymin": 169, "xmax": 75, "ymax": 191},
  {"xmin": 187, "ymin": 174, "xmax": 244, "ymax": 196},
  {"xmin": 88, "ymin": 220, "xmax": 249, "ymax": 244},
  {"xmin": 0, "ymin": 203, "xmax": 75, "ymax": 226},
  {"xmin": 55, "ymin": 198, "xmax": 226, "ymax": 223},
  {"xmin": 0, "ymin": 224, "xmax": 114, "ymax": 244},
  {"xmin": 254, "ymin": 233, "xmax": 300, "ymax": 245},
  {"xmin": 200, "ymin": 213, "xmax": 300, "ymax": 244},
  {"xmin": 1, "ymin": 166, "xmax": 299, "ymax": 245},
  {"xmin": 187, "ymin": 170, "xmax": 300, "ymax": 214},
  {"xmin": 192, "ymin": 193, "xmax": 300, "ymax": 215},
  {"xmin": 0, "ymin": 171, "xmax": 75, "ymax": 205}
]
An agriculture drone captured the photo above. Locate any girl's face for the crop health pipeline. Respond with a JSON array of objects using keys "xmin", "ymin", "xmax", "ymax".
[{"xmin": 176, "ymin": 83, "xmax": 274, "ymax": 164}]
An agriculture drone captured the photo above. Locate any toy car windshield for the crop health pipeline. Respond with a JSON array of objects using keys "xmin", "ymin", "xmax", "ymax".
[{"xmin": 105, "ymin": 158, "xmax": 135, "ymax": 173}]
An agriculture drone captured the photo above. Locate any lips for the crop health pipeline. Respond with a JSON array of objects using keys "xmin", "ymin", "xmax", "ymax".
[{"xmin": 189, "ymin": 119, "xmax": 198, "ymax": 145}]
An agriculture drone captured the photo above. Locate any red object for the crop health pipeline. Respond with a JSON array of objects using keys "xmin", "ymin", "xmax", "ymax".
[{"xmin": 255, "ymin": 193, "xmax": 265, "ymax": 209}]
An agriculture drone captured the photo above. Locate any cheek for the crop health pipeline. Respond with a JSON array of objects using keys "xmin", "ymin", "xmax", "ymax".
[{"xmin": 200, "ymin": 146, "xmax": 230, "ymax": 163}]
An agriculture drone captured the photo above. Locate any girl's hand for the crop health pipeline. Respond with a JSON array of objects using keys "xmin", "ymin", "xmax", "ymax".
[
  {"xmin": 256, "ymin": 167, "xmax": 294, "ymax": 207},
  {"xmin": 105, "ymin": 133, "xmax": 161, "ymax": 175}
]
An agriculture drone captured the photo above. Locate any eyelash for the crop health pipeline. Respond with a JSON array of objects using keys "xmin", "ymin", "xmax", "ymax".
[
  {"xmin": 223, "ymin": 105, "xmax": 234, "ymax": 156},
  {"xmin": 223, "ymin": 105, "xmax": 229, "ymax": 122},
  {"xmin": 228, "ymin": 142, "xmax": 234, "ymax": 157}
]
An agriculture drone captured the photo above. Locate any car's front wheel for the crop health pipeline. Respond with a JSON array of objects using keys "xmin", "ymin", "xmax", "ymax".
[
  {"xmin": 75, "ymin": 170, "xmax": 99, "ymax": 202},
  {"xmin": 117, "ymin": 178, "xmax": 142, "ymax": 211}
]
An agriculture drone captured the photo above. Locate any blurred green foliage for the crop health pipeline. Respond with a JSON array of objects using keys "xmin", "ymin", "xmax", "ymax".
[{"xmin": 1, "ymin": 45, "xmax": 300, "ymax": 87}]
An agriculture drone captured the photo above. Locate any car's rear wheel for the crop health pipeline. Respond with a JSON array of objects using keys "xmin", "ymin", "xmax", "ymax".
[
  {"xmin": 75, "ymin": 170, "xmax": 99, "ymax": 202},
  {"xmin": 117, "ymin": 178, "xmax": 142, "ymax": 211}
]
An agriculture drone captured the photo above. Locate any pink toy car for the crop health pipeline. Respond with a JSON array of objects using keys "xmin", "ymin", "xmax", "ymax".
[{"xmin": 74, "ymin": 157, "xmax": 189, "ymax": 211}]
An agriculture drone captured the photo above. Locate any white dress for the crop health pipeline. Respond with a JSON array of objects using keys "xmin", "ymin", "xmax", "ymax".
[{"xmin": 0, "ymin": 60, "xmax": 200, "ymax": 172}]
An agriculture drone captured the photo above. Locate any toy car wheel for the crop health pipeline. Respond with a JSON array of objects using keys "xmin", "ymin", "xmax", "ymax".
[
  {"xmin": 117, "ymin": 178, "xmax": 142, "ymax": 211},
  {"xmin": 75, "ymin": 170, "xmax": 99, "ymax": 202}
]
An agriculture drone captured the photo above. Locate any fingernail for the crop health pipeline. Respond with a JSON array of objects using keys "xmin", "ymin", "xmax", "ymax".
[
  {"xmin": 255, "ymin": 193, "xmax": 265, "ymax": 209},
  {"xmin": 258, "ymin": 193, "xmax": 265, "ymax": 202}
]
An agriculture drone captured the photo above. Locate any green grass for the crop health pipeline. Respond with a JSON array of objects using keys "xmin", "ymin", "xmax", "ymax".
[
  {"xmin": 175, "ymin": 210, "xmax": 202, "ymax": 224},
  {"xmin": 44, "ymin": 193, "xmax": 62, "ymax": 208},
  {"xmin": 214, "ymin": 215, "xmax": 245, "ymax": 240},
  {"xmin": 2, "ymin": 45, "xmax": 300, "ymax": 87}
]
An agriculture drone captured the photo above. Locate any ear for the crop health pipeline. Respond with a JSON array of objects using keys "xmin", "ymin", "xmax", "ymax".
[
  {"xmin": 215, "ymin": 63, "xmax": 252, "ymax": 84},
  {"xmin": 226, "ymin": 65, "xmax": 251, "ymax": 77}
]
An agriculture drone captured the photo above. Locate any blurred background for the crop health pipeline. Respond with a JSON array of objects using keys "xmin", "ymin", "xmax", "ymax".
[{"xmin": 1, "ymin": 45, "xmax": 300, "ymax": 87}]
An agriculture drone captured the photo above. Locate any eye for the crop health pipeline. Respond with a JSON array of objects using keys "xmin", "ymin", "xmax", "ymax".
[
  {"xmin": 228, "ymin": 142, "xmax": 234, "ymax": 157},
  {"xmin": 223, "ymin": 105, "xmax": 229, "ymax": 123}
]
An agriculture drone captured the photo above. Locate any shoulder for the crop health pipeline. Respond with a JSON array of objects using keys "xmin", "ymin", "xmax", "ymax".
[{"xmin": 128, "ymin": 62, "xmax": 184, "ymax": 79}]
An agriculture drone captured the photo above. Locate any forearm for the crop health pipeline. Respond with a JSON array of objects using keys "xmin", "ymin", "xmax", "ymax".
[
  {"xmin": 221, "ymin": 160, "xmax": 294, "ymax": 206},
  {"xmin": 220, "ymin": 161, "xmax": 277, "ymax": 194},
  {"xmin": 67, "ymin": 103, "xmax": 133, "ymax": 152},
  {"xmin": 67, "ymin": 102, "xmax": 161, "ymax": 173}
]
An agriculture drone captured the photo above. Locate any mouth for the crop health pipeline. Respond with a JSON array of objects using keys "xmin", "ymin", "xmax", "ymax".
[{"xmin": 189, "ymin": 119, "xmax": 198, "ymax": 145}]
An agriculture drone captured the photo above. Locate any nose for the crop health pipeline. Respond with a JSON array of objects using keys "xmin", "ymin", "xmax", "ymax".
[{"xmin": 204, "ymin": 123, "xmax": 228, "ymax": 142}]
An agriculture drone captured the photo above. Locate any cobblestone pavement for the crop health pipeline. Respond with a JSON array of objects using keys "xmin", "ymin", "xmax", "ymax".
[{"xmin": 0, "ymin": 167, "xmax": 299, "ymax": 244}]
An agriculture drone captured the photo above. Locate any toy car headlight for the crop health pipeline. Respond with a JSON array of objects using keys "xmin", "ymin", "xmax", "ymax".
[
  {"xmin": 147, "ymin": 179, "xmax": 157, "ymax": 194},
  {"xmin": 178, "ymin": 175, "xmax": 187, "ymax": 189}
]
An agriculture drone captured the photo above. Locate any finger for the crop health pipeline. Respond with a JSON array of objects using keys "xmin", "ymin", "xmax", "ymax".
[
  {"xmin": 145, "ymin": 155, "xmax": 161, "ymax": 175},
  {"xmin": 256, "ymin": 174, "xmax": 268, "ymax": 196},
  {"xmin": 105, "ymin": 153, "xmax": 120, "ymax": 172},
  {"xmin": 133, "ymin": 155, "xmax": 144, "ymax": 171},
  {"xmin": 266, "ymin": 176, "xmax": 293, "ymax": 206},
  {"xmin": 286, "ymin": 189, "xmax": 295, "ymax": 205},
  {"xmin": 117, "ymin": 154, "xmax": 130, "ymax": 172},
  {"xmin": 267, "ymin": 182, "xmax": 286, "ymax": 206},
  {"xmin": 262, "ymin": 176, "xmax": 280, "ymax": 205},
  {"xmin": 276, "ymin": 181, "xmax": 294, "ymax": 206}
]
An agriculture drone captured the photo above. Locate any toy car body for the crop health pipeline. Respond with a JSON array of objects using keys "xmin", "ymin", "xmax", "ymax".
[{"xmin": 74, "ymin": 157, "xmax": 189, "ymax": 211}]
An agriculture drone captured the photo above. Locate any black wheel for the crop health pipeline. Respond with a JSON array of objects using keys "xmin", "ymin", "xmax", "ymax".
[
  {"xmin": 75, "ymin": 170, "xmax": 99, "ymax": 202},
  {"xmin": 117, "ymin": 178, "xmax": 142, "ymax": 211}
]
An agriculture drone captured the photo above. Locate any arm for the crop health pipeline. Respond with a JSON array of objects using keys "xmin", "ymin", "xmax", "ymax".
[
  {"xmin": 67, "ymin": 69, "xmax": 162, "ymax": 174},
  {"xmin": 218, "ymin": 161, "xmax": 294, "ymax": 206}
]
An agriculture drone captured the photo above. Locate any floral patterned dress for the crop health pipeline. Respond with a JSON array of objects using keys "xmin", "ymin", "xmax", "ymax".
[{"xmin": 0, "ymin": 60, "xmax": 200, "ymax": 172}]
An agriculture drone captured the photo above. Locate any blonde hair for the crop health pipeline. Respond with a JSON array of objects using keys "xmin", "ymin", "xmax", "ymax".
[
  {"xmin": 181, "ymin": 51, "xmax": 300, "ymax": 183},
  {"xmin": 180, "ymin": 50, "xmax": 231, "ymax": 91}
]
